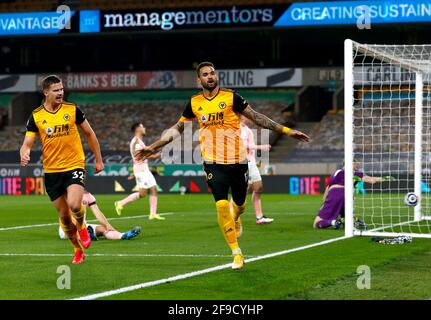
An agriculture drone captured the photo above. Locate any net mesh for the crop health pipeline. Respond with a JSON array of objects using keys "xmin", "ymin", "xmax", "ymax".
[{"xmin": 352, "ymin": 42, "xmax": 431, "ymax": 235}]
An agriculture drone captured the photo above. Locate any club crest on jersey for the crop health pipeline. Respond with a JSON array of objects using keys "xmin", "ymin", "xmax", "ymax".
[
  {"xmin": 219, "ymin": 102, "xmax": 226, "ymax": 109},
  {"xmin": 63, "ymin": 114, "xmax": 70, "ymax": 121},
  {"xmin": 46, "ymin": 127, "xmax": 53, "ymax": 135}
]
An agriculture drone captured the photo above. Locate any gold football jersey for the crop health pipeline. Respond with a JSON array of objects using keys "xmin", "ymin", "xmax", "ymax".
[
  {"xmin": 25, "ymin": 101, "xmax": 86, "ymax": 173},
  {"xmin": 180, "ymin": 88, "xmax": 248, "ymax": 164}
]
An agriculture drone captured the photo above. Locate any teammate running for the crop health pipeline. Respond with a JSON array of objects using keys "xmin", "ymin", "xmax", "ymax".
[{"xmin": 20, "ymin": 75, "xmax": 104, "ymax": 264}]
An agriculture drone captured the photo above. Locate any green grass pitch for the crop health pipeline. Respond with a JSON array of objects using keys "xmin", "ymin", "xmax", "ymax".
[{"xmin": 1, "ymin": 194, "xmax": 431, "ymax": 300}]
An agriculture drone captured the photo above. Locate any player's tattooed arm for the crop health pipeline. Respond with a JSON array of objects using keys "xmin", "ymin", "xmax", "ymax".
[
  {"xmin": 241, "ymin": 105, "xmax": 282, "ymax": 132},
  {"xmin": 135, "ymin": 121, "xmax": 185, "ymax": 160},
  {"xmin": 241, "ymin": 105, "xmax": 310, "ymax": 142},
  {"xmin": 153, "ymin": 121, "xmax": 184, "ymax": 148}
]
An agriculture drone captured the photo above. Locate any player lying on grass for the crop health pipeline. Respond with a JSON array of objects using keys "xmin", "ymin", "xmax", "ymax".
[
  {"xmin": 59, "ymin": 190, "xmax": 141, "ymax": 240},
  {"xmin": 313, "ymin": 159, "xmax": 395, "ymax": 229}
]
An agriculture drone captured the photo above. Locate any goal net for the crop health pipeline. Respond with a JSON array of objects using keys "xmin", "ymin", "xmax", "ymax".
[{"xmin": 344, "ymin": 39, "xmax": 431, "ymax": 238}]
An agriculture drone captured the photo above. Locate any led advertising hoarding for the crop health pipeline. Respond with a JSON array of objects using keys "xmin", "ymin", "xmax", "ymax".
[{"xmin": 1, "ymin": 2, "xmax": 430, "ymax": 36}]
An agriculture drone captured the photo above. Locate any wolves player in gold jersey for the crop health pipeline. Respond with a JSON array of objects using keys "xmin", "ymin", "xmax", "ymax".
[
  {"xmin": 20, "ymin": 75, "xmax": 104, "ymax": 265},
  {"xmin": 136, "ymin": 62, "xmax": 310, "ymax": 270}
]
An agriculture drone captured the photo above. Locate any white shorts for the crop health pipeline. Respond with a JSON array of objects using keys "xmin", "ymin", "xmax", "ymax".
[
  {"xmin": 248, "ymin": 162, "xmax": 262, "ymax": 184},
  {"xmin": 58, "ymin": 224, "xmax": 99, "ymax": 239},
  {"xmin": 135, "ymin": 171, "xmax": 157, "ymax": 189}
]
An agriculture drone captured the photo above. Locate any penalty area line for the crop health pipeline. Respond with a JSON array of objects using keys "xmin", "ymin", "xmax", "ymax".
[{"xmin": 71, "ymin": 236, "xmax": 348, "ymax": 300}]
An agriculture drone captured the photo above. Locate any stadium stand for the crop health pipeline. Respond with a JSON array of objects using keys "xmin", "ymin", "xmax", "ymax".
[
  {"xmin": 296, "ymin": 109, "xmax": 343, "ymax": 152},
  {"xmin": 81, "ymin": 99, "xmax": 287, "ymax": 151},
  {"xmin": 289, "ymin": 97, "xmax": 431, "ymax": 164},
  {"xmin": 283, "ymin": 110, "xmax": 343, "ymax": 163},
  {"xmin": 0, "ymin": 97, "xmax": 288, "ymax": 152},
  {"xmin": 0, "ymin": 108, "xmax": 5, "ymax": 129}
]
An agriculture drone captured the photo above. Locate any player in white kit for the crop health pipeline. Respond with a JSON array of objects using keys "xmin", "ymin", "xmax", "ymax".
[
  {"xmin": 114, "ymin": 123, "xmax": 165, "ymax": 220},
  {"xmin": 59, "ymin": 190, "xmax": 141, "ymax": 240},
  {"xmin": 239, "ymin": 116, "xmax": 274, "ymax": 224}
]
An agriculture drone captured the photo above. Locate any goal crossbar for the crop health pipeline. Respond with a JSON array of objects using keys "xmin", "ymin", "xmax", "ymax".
[{"xmin": 353, "ymin": 41, "xmax": 431, "ymax": 74}]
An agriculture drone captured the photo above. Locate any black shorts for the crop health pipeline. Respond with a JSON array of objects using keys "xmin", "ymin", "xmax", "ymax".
[
  {"xmin": 44, "ymin": 168, "xmax": 86, "ymax": 201},
  {"xmin": 203, "ymin": 163, "xmax": 248, "ymax": 205}
]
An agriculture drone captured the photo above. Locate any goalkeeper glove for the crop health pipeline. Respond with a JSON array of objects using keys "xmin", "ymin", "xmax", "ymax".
[
  {"xmin": 382, "ymin": 176, "xmax": 396, "ymax": 181},
  {"xmin": 353, "ymin": 175, "xmax": 362, "ymax": 182}
]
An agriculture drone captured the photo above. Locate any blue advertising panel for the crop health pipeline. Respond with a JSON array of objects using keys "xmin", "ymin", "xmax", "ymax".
[
  {"xmin": 0, "ymin": 2, "xmax": 430, "ymax": 36},
  {"xmin": 274, "ymin": 0, "xmax": 431, "ymax": 27},
  {"xmin": 0, "ymin": 10, "xmax": 76, "ymax": 35},
  {"xmin": 79, "ymin": 10, "xmax": 100, "ymax": 33}
]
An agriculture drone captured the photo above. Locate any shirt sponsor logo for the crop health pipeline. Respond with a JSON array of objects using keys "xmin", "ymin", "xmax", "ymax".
[
  {"xmin": 204, "ymin": 112, "xmax": 224, "ymax": 126},
  {"xmin": 46, "ymin": 124, "xmax": 70, "ymax": 138}
]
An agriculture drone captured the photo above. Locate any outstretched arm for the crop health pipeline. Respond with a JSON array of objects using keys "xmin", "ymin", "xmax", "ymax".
[
  {"xmin": 241, "ymin": 105, "xmax": 310, "ymax": 142},
  {"xmin": 135, "ymin": 121, "xmax": 185, "ymax": 161},
  {"xmin": 79, "ymin": 119, "xmax": 104, "ymax": 174},
  {"xmin": 363, "ymin": 175, "xmax": 396, "ymax": 184}
]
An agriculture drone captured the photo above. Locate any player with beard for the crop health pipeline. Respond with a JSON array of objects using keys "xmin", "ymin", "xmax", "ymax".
[{"xmin": 135, "ymin": 62, "xmax": 310, "ymax": 270}]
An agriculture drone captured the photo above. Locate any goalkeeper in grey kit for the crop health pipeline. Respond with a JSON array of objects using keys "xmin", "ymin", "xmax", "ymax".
[{"xmin": 313, "ymin": 160, "xmax": 395, "ymax": 229}]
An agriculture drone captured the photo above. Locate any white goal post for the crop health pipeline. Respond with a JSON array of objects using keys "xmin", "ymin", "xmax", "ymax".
[{"xmin": 344, "ymin": 39, "xmax": 431, "ymax": 239}]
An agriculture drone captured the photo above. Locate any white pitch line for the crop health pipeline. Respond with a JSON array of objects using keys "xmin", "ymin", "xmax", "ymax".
[
  {"xmin": 0, "ymin": 213, "xmax": 174, "ymax": 231},
  {"xmin": 0, "ymin": 253, "xmax": 238, "ymax": 258},
  {"xmin": 363, "ymin": 219, "xmax": 418, "ymax": 233},
  {"xmin": 71, "ymin": 236, "xmax": 347, "ymax": 300}
]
